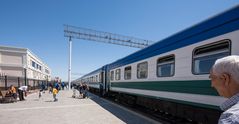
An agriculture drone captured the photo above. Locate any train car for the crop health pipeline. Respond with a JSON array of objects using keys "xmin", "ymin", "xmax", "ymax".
[
  {"xmin": 77, "ymin": 67, "xmax": 102, "ymax": 95},
  {"xmin": 77, "ymin": 65, "xmax": 108, "ymax": 96},
  {"xmin": 76, "ymin": 6, "xmax": 239, "ymax": 123}
]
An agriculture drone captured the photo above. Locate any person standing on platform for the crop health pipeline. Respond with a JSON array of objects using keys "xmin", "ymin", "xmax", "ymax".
[
  {"xmin": 49, "ymin": 83, "xmax": 53, "ymax": 94},
  {"xmin": 54, "ymin": 81, "xmax": 59, "ymax": 91},
  {"xmin": 52, "ymin": 87, "xmax": 58, "ymax": 102},
  {"xmin": 61, "ymin": 82, "xmax": 65, "ymax": 90},
  {"xmin": 82, "ymin": 83, "xmax": 89, "ymax": 98},
  {"xmin": 39, "ymin": 82, "xmax": 45, "ymax": 99},
  {"xmin": 210, "ymin": 55, "xmax": 239, "ymax": 124}
]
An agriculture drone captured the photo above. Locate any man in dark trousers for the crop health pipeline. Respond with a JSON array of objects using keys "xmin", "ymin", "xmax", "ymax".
[{"xmin": 18, "ymin": 85, "xmax": 28, "ymax": 101}]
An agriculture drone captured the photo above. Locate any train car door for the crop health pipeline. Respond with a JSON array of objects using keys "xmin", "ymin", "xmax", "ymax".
[
  {"xmin": 105, "ymin": 66, "xmax": 110, "ymax": 94},
  {"xmin": 99, "ymin": 66, "xmax": 109, "ymax": 97},
  {"xmin": 99, "ymin": 70, "xmax": 106, "ymax": 97}
]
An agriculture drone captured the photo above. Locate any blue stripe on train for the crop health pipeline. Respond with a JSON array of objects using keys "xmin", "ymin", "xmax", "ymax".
[{"xmin": 109, "ymin": 5, "xmax": 239, "ymax": 69}]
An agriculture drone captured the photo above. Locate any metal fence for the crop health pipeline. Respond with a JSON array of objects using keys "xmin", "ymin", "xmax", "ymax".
[{"xmin": 0, "ymin": 75, "xmax": 49, "ymax": 90}]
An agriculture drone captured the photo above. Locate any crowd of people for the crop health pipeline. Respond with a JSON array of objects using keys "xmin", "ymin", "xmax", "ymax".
[
  {"xmin": 40, "ymin": 81, "xmax": 67, "ymax": 102},
  {"xmin": 2, "ymin": 79, "xmax": 91, "ymax": 103},
  {"xmin": 1, "ymin": 80, "xmax": 90, "ymax": 103},
  {"xmin": 72, "ymin": 83, "xmax": 89, "ymax": 98},
  {"xmin": 2, "ymin": 81, "xmax": 69, "ymax": 102},
  {"xmin": 38, "ymin": 81, "xmax": 89, "ymax": 102},
  {"xmin": 4, "ymin": 85, "xmax": 29, "ymax": 102},
  {"xmin": 72, "ymin": 83, "xmax": 89, "ymax": 99}
]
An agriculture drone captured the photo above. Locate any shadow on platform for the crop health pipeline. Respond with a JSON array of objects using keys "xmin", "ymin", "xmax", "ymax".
[{"xmin": 88, "ymin": 93, "xmax": 155, "ymax": 124}]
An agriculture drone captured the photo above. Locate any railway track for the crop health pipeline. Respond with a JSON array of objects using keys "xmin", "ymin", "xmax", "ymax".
[{"xmin": 104, "ymin": 95, "xmax": 198, "ymax": 124}]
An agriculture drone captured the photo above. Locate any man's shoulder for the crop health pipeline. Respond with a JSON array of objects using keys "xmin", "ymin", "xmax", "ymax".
[
  {"xmin": 229, "ymin": 102, "xmax": 239, "ymax": 112},
  {"xmin": 219, "ymin": 112, "xmax": 239, "ymax": 124},
  {"xmin": 219, "ymin": 103, "xmax": 239, "ymax": 123}
]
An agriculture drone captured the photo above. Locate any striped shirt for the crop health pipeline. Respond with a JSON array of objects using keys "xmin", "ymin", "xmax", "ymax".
[{"xmin": 219, "ymin": 93, "xmax": 239, "ymax": 124}]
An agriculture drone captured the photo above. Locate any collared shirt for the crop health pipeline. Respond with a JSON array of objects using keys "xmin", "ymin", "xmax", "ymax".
[
  {"xmin": 219, "ymin": 93, "xmax": 239, "ymax": 124},
  {"xmin": 18, "ymin": 86, "xmax": 28, "ymax": 91}
]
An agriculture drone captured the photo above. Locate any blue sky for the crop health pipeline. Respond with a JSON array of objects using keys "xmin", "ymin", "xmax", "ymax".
[{"xmin": 1, "ymin": 0, "xmax": 239, "ymax": 81}]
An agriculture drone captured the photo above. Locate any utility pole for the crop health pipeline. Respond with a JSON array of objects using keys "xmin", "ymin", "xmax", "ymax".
[{"xmin": 68, "ymin": 37, "xmax": 72, "ymax": 90}]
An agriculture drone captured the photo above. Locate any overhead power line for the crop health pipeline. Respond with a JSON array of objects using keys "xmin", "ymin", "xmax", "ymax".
[{"xmin": 64, "ymin": 25, "xmax": 154, "ymax": 48}]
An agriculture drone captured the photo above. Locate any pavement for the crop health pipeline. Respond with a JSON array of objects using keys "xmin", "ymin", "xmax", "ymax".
[{"xmin": 0, "ymin": 90, "xmax": 160, "ymax": 124}]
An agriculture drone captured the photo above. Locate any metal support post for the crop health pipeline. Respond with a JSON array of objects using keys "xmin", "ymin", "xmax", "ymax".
[
  {"xmin": 33, "ymin": 80, "xmax": 35, "ymax": 90},
  {"xmin": 4, "ymin": 75, "xmax": 7, "ymax": 90},
  {"xmin": 18, "ymin": 77, "xmax": 20, "ymax": 87},
  {"xmin": 24, "ymin": 68, "xmax": 27, "ymax": 86},
  {"xmin": 68, "ymin": 37, "xmax": 72, "ymax": 90}
]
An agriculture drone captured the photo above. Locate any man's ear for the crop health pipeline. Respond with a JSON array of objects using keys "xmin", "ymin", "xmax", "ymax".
[{"xmin": 221, "ymin": 73, "xmax": 230, "ymax": 86}]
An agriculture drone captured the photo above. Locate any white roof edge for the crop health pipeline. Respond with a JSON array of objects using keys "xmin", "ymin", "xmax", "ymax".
[{"xmin": 0, "ymin": 45, "xmax": 50, "ymax": 70}]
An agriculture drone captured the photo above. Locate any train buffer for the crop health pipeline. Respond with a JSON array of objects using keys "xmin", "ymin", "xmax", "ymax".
[{"xmin": 0, "ymin": 90, "xmax": 160, "ymax": 124}]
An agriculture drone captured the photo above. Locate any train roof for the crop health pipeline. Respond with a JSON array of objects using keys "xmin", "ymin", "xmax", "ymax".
[
  {"xmin": 79, "ymin": 68, "xmax": 102, "ymax": 79},
  {"xmin": 108, "ymin": 5, "xmax": 239, "ymax": 70},
  {"xmin": 78, "ymin": 65, "xmax": 109, "ymax": 79},
  {"xmin": 76, "ymin": 5, "xmax": 239, "ymax": 81}
]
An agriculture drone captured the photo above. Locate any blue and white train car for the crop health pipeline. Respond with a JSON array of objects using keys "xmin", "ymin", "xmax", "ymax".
[
  {"xmin": 77, "ymin": 66, "xmax": 108, "ymax": 96},
  {"xmin": 76, "ymin": 5, "xmax": 239, "ymax": 123},
  {"xmin": 78, "ymin": 68, "xmax": 102, "ymax": 91}
]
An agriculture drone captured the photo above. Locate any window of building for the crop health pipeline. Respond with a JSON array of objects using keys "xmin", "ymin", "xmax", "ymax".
[
  {"xmin": 124, "ymin": 66, "xmax": 131, "ymax": 80},
  {"xmin": 192, "ymin": 40, "xmax": 230, "ymax": 74},
  {"xmin": 45, "ymin": 69, "xmax": 49, "ymax": 74},
  {"xmin": 32, "ymin": 61, "xmax": 36, "ymax": 68},
  {"xmin": 115, "ymin": 69, "xmax": 121, "ymax": 80},
  {"xmin": 110, "ymin": 71, "xmax": 114, "ymax": 81},
  {"xmin": 137, "ymin": 62, "xmax": 148, "ymax": 79},
  {"xmin": 157, "ymin": 55, "xmax": 175, "ymax": 77}
]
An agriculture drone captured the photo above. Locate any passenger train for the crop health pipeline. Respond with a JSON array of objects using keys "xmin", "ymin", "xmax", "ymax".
[{"xmin": 74, "ymin": 6, "xmax": 239, "ymax": 123}]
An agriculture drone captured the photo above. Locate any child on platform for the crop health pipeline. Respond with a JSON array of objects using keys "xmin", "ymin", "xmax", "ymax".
[{"xmin": 52, "ymin": 87, "xmax": 58, "ymax": 102}]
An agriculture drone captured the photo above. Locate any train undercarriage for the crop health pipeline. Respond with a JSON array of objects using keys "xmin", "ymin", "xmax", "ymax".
[{"xmin": 89, "ymin": 87, "xmax": 222, "ymax": 124}]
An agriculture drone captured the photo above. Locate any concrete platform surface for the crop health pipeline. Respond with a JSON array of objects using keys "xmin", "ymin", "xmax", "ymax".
[{"xmin": 0, "ymin": 90, "xmax": 160, "ymax": 124}]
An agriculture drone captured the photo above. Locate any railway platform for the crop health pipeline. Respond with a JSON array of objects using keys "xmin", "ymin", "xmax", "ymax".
[{"xmin": 0, "ymin": 90, "xmax": 160, "ymax": 124}]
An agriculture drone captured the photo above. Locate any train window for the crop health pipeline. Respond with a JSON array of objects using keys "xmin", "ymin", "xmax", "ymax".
[
  {"xmin": 157, "ymin": 55, "xmax": 175, "ymax": 77},
  {"xmin": 99, "ymin": 74, "xmax": 101, "ymax": 82},
  {"xmin": 193, "ymin": 40, "xmax": 231, "ymax": 74},
  {"xmin": 91, "ymin": 76, "xmax": 93, "ymax": 82},
  {"xmin": 115, "ymin": 69, "xmax": 121, "ymax": 80},
  {"xmin": 137, "ymin": 62, "xmax": 148, "ymax": 79},
  {"xmin": 96, "ymin": 75, "xmax": 98, "ymax": 82},
  {"xmin": 124, "ymin": 66, "xmax": 131, "ymax": 80},
  {"xmin": 110, "ymin": 71, "xmax": 114, "ymax": 81}
]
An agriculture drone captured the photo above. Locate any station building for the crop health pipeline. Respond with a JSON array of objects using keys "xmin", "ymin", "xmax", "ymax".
[{"xmin": 0, "ymin": 45, "xmax": 51, "ymax": 88}]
